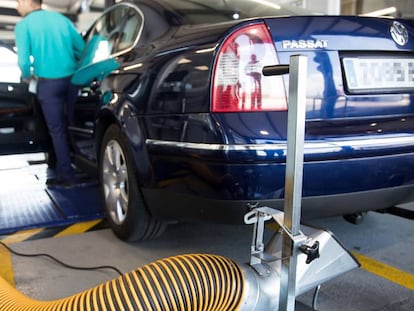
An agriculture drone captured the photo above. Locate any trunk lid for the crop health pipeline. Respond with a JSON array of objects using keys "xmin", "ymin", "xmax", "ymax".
[{"xmin": 265, "ymin": 16, "xmax": 414, "ymax": 122}]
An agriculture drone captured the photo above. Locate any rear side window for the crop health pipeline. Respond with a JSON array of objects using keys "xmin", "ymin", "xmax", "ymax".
[{"xmin": 81, "ymin": 5, "xmax": 143, "ymax": 66}]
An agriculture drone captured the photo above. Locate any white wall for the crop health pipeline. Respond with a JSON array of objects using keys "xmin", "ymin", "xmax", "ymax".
[{"xmin": 304, "ymin": 0, "xmax": 341, "ymax": 14}]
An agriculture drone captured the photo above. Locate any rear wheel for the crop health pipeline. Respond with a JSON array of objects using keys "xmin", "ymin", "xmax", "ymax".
[{"xmin": 100, "ymin": 124, "xmax": 165, "ymax": 241}]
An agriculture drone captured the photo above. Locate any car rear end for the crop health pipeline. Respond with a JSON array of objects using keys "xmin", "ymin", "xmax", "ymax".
[
  {"xmin": 141, "ymin": 1, "xmax": 414, "ymax": 222},
  {"xmin": 207, "ymin": 15, "xmax": 414, "ymax": 219}
]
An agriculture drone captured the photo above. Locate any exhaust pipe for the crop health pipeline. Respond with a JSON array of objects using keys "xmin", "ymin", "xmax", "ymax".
[{"xmin": 0, "ymin": 222, "xmax": 358, "ymax": 310}]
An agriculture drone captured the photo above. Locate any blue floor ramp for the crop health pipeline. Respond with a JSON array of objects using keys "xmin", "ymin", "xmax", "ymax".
[{"xmin": 0, "ymin": 153, "xmax": 105, "ymax": 235}]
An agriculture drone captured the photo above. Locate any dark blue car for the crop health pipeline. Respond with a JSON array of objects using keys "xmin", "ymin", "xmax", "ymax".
[{"xmin": 2, "ymin": 0, "xmax": 414, "ymax": 241}]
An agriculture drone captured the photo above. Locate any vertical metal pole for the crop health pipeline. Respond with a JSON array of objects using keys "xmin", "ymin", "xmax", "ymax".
[{"xmin": 279, "ymin": 55, "xmax": 308, "ymax": 311}]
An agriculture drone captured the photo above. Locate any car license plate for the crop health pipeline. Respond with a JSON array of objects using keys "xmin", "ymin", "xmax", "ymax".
[{"xmin": 342, "ymin": 57, "xmax": 414, "ymax": 93}]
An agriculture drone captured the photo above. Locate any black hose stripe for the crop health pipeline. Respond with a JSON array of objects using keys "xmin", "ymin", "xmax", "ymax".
[
  {"xmin": 149, "ymin": 262, "xmax": 178, "ymax": 310},
  {"xmin": 122, "ymin": 273, "xmax": 143, "ymax": 311},
  {"xmin": 209, "ymin": 255, "xmax": 227, "ymax": 309},
  {"xmin": 158, "ymin": 260, "xmax": 186, "ymax": 310},
  {"xmin": 189, "ymin": 254, "xmax": 210, "ymax": 310},
  {"xmin": 170, "ymin": 256, "xmax": 198, "ymax": 310},
  {"xmin": 56, "ymin": 296, "xmax": 67, "ymax": 310},
  {"xmin": 214, "ymin": 254, "xmax": 239, "ymax": 310},
  {"xmin": 38, "ymin": 303, "xmax": 47, "ymax": 311},
  {"xmin": 191, "ymin": 255, "xmax": 212, "ymax": 310},
  {"xmin": 19, "ymin": 302, "xmax": 30, "ymax": 311},
  {"xmin": 137, "ymin": 266, "xmax": 162, "ymax": 310},
  {"xmin": 153, "ymin": 262, "xmax": 180, "ymax": 310},
  {"xmin": 209, "ymin": 255, "xmax": 238, "ymax": 311},
  {"xmin": 28, "ymin": 303, "xmax": 38, "ymax": 311},
  {"xmin": 59, "ymin": 301, "xmax": 68, "ymax": 311},
  {"xmin": 181, "ymin": 255, "xmax": 206, "ymax": 310},
  {"xmin": 110, "ymin": 278, "xmax": 125, "ymax": 310},
  {"xmin": 57, "ymin": 296, "xmax": 69, "ymax": 311},
  {"xmin": 134, "ymin": 268, "xmax": 155, "ymax": 309},
  {"xmin": 85, "ymin": 290, "xmax": 94, "ymax": 311},
  {"xmin": 82, "ymin": 288, "xmax": 92, "ymax": 311},
  {"xmin": 97, "ymin": 283, "xmax": 108, "ymax": 311},
  {"xmin": 18, "ymin": 302, "xmax": 29, "ymax": 311},
  {"xmin": 230, "ymin": 258, "xmax": 245, "ymax": 310},
  {"xmin": 145, "ymin": 264, "xmax": 171, "ymax": 310},
  {"xmin": 64, "ymin": 293, "xmax": 75, "ymax": 311},
  {"xmin": 130, "ymin": 270, "xmax": 152, "ymax": 310},
  {"xmin": 105, "ymin": 280, "xmax": 116, "ymax": 310},
  {"xmin": 114, "ymin": 276, "xmax": 131, "ymax": 310},
  {"xmin": 89, "ymin": 286, "xmax": 99, "ymax": 310},
  {"xmin": 211, "ymin": 255, "xmax": 228, "ymax": 310},
  {"xmin": 117, "ymin": 275, "xmax": 135, "ymax": 310},
  {"xmin": 215, "ymin": 255, "xmax": 233, "ymax": 309},
  {"xmin": 71, "ymin": 292, "xmax": 82, "ymax": 311},
  {"xmin": 186, "ymin": 255, "xmax": 210, "ymax": 310},
  {"xmin": 145, "ymin": 265, "xmax": 168, "ymax": 310},
  {"xmin": 108, "ymin": 279, "xmax": 121, "ymax": 310},
  {"xmin": 164, "ymin": 257, "xmax": 192, "ymax": 310},
  {"xmin": 200, "ymin": 254, "xmax": 221, "ymax": 310},
  {"xmin": 177, "ymin": 256, "xmax": 200, "ymax": 310},
  {"xmin": 30, "ymin": 302, "xmax": 41, "ymax": 311},
  {"xmin": 85, "ymin": 289, "xmax": 93, "ymax": 311},
  {"xmin": 39, "ymin": 303, "xmax": 48, "ymax": 310},
  {"xmin": 224, "ymin": 259, "xmax": 240, "ymax": 311},
  {"xmin": 72, "ymin": 291, "xmax": 81, "ymax": 311},
  {"xmin": 219, "ymin": 256, "xmax": 243, "ymax": 311},
  {"xmin": 195, "ymin": 255, "xmax": 215, "ymax": 311}
]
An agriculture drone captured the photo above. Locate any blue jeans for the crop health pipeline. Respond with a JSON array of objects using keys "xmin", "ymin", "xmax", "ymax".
[{"xmin": 37, "ymin": 77, "xmax": 78, "ymax": 182}]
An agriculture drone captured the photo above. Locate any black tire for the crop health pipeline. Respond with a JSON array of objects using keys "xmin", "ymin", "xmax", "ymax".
[{"xmin": 100, "ymin": 124, "xmax": 166, "ymax": 241}]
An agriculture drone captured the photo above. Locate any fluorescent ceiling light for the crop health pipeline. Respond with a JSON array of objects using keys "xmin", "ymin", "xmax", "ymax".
[
  {"xmin": 363, "ymin": 6, "xmax": 397, "ymax": 16},
  {"xmin": 251, "ymin": 0, "xmax": 281, "ymax": 10}
]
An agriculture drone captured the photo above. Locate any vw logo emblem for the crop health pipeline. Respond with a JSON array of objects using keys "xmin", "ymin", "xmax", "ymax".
[{"xmin": 390, "ymin": 21, "xmax": 408, "ymax": 46}]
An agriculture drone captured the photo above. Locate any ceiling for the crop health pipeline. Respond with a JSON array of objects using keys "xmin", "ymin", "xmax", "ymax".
[{"xmin": 0, "ymin": 0, "xmax": 413, "ymax": 41}]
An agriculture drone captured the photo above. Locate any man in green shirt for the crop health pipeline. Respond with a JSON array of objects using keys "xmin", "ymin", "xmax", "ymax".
[{"xmin": 15, "ymin": 0, "xmax": 85, "ymax": 187}]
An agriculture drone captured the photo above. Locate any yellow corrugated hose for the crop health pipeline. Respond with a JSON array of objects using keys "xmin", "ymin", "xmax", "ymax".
[{"xmin": 0, "ymin": 253, "xmax": 245, "ymax": 311}]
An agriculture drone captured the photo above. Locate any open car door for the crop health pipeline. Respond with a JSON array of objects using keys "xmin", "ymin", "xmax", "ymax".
[{"xmin": 0, "ymin": 41, "xmax": 50, "ymax": 155}]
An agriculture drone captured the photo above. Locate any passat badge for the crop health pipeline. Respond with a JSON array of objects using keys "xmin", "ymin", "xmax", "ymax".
[
  {"xmin": 390, "ymin": 21, "xmax": 408, "ymax": 46},
  {"xmin": 282, "ymin": 39, "xmax": 328, "ymax": 49}
]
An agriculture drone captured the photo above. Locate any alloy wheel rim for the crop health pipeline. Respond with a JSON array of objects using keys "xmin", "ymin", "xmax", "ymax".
[{"xmin": 102, "ymin": 140, "xmax": 129, "ymax": 225}]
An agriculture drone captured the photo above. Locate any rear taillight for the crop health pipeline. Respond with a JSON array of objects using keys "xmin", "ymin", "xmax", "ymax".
[{"xmin": 212, "ymin": 23, "xmax": 287, "ymax": 112}]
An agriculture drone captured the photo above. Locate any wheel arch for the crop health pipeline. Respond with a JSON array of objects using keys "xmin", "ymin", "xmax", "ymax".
[{"xmin": 96, "ymin": 103, "xmax": 154, "ymax": 189}]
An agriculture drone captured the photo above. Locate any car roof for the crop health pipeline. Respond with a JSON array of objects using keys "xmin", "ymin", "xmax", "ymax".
[{"xmin": 124, "ymin": 0, "xmax": 317, "ymax": 25}]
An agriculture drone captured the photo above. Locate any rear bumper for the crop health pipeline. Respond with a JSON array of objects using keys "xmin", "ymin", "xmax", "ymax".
[
  {"xmin": 145, "ymin": 136, "xmax": 414, "ymax": 221},
  {"xmin": 144, "ymin": 183, "xmax": 414, "ymax": 223}
]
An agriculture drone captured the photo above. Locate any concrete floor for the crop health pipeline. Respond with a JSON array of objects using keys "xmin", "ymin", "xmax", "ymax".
[
  {"xmin": 1, "ymin": 153, "xmax": 414, "ymax": 310},
  {"xmin": 4, "ymin": 211, "xmax": 414, "ymax": 310}
]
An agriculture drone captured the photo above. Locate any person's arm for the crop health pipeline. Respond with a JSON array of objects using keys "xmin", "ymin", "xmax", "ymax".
[{"xmin": 14, "ymin": 22, "xmax": 32, "ymax": 81}]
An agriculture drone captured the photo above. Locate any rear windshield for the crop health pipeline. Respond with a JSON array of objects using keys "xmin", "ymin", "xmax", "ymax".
[{"xmin": 159, "ymin": 0, "xmax": 316, "ymax": 24}]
